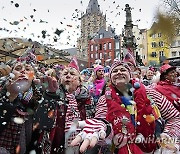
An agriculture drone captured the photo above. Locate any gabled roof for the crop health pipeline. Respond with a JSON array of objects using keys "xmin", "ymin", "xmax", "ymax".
[
  {"xmin": 86, "ymin": 0, "xmax": 101, "ymax": 14},
  {"xmin": 93, "ymin": 27, "xmax": 115, "ymax": 39}
]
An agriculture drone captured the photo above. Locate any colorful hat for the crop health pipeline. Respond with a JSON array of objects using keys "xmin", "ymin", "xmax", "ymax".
[
  {"xmin": 148, "ymin": 66, "xmax": 155, "ymax": 72},
  {"xmin": 94, "ymin": 65, "xmax": 104, "ymax": 74},
  {"xmin": 81, "ymin": 69, "xmax": 91, "ymax": 75},
  {"xmin": 123, "ymin": 49, "xmax": 136, "ymax": 67},
  {"xmin": 68, "ymin": 56, "xmax": 79, "ymax": 72},
  {"xmin": 160, "ymin": 64, "xmax": 176, "ymax": 74},
  {"xmin": 109, "ymin": 60, "xmax": 131, "ymax": 77}
]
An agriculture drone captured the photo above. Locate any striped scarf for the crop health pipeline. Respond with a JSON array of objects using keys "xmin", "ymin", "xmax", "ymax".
[
  {"xmin": 18, "ymin": 87, "xmax": 33, "ymax": 103},
  {"xmin": 65, "ymin": 93, "xmax": 81, "ymax": 146}
]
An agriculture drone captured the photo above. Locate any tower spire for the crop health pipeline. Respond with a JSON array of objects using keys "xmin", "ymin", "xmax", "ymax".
[{"xmin": 86, "ymin": 0, "xmax": 100, "ymax": 14}]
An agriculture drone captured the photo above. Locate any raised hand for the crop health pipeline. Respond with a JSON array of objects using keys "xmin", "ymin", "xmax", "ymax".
[
  {"xmin": 71, "ymin": 119, "xmax": 107, "ymax": 153},
  {"xmin": 40, "ymin": 75, "xmax": 59, "ymax": 93}
]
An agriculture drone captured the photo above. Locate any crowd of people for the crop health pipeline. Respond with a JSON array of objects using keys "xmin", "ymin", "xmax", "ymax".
[{"xmin": 0, "ymin": 47, "xmax": 179, "ymax": 154}]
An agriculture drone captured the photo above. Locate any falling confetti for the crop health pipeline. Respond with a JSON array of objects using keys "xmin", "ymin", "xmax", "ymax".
[
  {"xmin": 48, "ymin": 110, "xmax": 55, "ymax": 118},
  {"xmin": 15, "ymin": 3, "xmax": 19, "ymax": 8},
  {"xmin": 39, "ymin": 19, "xmax": 48, "ymax": 23},
  {"xmin": 54, "ymin": 29, "xmax": 64, "ymax": 36},
  {"xmin": 13, "ymin": 117, "xmax": 24, "ymax": 124},
  {"xmin": 67, "ymin": 24, "xmax": 72, "ymax": 27},
  {"xmin": 145, "ymin": 115, "xmax": 155, "ymax": 123},
  {"xmin": 36, "ymin": 55, "xmax": 44, "ymax": 61},
  {"xmin": 28, "ymin": 71, "xmax": 34, "ymax": 80},
  {"xmin": 10, "ymin": 21, "xmax": 20, "ymax": 25}
]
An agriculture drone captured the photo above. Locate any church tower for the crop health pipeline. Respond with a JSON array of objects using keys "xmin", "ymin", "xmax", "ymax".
[{"xmin": 77, "ymin": 0, "xmax": 106, "ymax": 60}]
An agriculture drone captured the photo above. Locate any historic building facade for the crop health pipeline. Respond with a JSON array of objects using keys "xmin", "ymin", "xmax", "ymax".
[
  {"xmin": 77, "ymin": 0, "xmax": 106, "ymax": 60},
  {"xmin": 88, "ymin": 26, "xmax": 121, "ymax": 67}
]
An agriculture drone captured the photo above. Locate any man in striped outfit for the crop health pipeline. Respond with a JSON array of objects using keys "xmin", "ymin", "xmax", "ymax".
[{"xmin": 34, "ymin": 57, "xmax": 94, "ymax": 154}]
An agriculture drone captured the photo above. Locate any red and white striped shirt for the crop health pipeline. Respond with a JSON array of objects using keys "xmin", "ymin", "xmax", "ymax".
[
  {"xmin": 95, "ymin": 88, "xmax": 180, "ymax": 145},
  {"xmin": 146, "ymin": 87, "xmax": 180, "ymax": 138},
  {"xmin": 65, "ymin": 93, "xmax": 81, "ymax": 146}
]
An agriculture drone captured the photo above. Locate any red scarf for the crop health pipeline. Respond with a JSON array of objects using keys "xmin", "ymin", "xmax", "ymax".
[
  {"xmin": 155, "ymin": 80, "xmax": 180, "ymax": 111},
  {"xmin": 105, "ymin": 85, "xmax": 143, "ymax": 154}
]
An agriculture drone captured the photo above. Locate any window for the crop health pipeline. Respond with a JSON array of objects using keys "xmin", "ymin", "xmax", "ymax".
[
  {"xmin": 90, "ymin": 53, "xmax": 93, "ymax": 59},
  {"xmin": 104, "ymin": 53, "xmax": 107, "ymax": 59},
  {"xmin": 95, "ymin": 45, "xmax": 98, "ymax": 51},
  {"xmin": 178, "ymin": 40, "xmax": 180, "ymax": 46},
  {"xmin": 171, "ymin": 41, "xmax": 176, "ymax": 47},
  {"xmin": 103, "ymin": 43, "xmax": 107, "ymax": 50},
  {"xmin": 108, "ymin": 42, "xmax": 112, "ymax": 50},
  {"xmin": 158, "ymin": 33, "xmax": 161, "ymax": 37},
  {"xmin": 90, "ymin": 62, "xmax": 92, "ymax": 67},
  {"xmin": 151, "ymin": 52, "xmax": 157, "ymax": 57},
  {"xmin": 152, "ymin": 34, "xmax": 156, "ymax": 38},
  {"xmin": 172, "ymin": 51, "xmax": 177, "ymax": 57},
  {"xmin": 115, "ymin": 42, "xmax": 120, "ymax": 49},
  {"xmin": 159, "ymin": 51, "xmax": 164, "ymax": 57},
  {"xmin": 99, "ymin": 33, "xmax": 103, "ymax": 39},
  {"xmin": 95, "ymin": 53, "xmax": 98, "ymax": 59},
  {"xmin": 116, "ymin": 52, "xmax": 120, "ymax": 59},
  {"xmin": 151, "ymin": 42, "xmax": 157, "ymax": 48},
  {"xmin": 99, "ymin": 53, "xmax": 103, "ymax": 59},
  {"xmin": 90, "ymin": 45, "xmax": 93, "ymax": 51},
  {"xmin": 159, "ymin": 41, "xmax": 164, "ymax": 47},
  {"xmin": 99, "ymin": 44, "xmax": 102, "ymax": 50}
]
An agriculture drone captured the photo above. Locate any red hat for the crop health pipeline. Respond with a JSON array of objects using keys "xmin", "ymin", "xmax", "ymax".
[
  {"xmin": 68, "ymin": 56, "xmax": 79, "ymax": 72},
  {"xmin": 123, "ymin": 49, "xmax": 136, "ymax": 67},
  {"xmin": 160, "ymin": 64, "xmax": 176, "ymax": 74}
]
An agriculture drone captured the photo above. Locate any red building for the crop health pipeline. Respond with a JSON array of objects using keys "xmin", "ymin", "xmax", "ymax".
[{"xmin": 88, "ymin": 27, "xmax": 121, "ymax": 67}]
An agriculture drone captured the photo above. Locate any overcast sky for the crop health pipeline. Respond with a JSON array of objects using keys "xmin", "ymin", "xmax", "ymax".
[{"xmin": 0, "ymin": 0, "xmax": 162, "ymax": 49}]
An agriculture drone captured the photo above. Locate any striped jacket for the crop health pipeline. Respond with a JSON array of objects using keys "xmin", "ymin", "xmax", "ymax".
[{"xmin": 95, "ymin": 87, "xmax": 180, "ymax": 151}]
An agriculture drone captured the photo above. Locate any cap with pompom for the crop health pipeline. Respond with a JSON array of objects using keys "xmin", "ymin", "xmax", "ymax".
[
  {"xmin": 68, "ymin": 56, "xmax": 79, "ymax": 72},
  {"xmin": 94, "ymin": 65, "xmax": 104, "ymax": 75},
  {"xmin": 160, "ymin": 64, "xmax": 176, "ymax": 74},
  {"xmin": 109, "ymin": 60, "xmax": 131, "ymax": 78},
  {"xmin": 123, "ymin": 49, "xmax": 136, "ymax": 67}
]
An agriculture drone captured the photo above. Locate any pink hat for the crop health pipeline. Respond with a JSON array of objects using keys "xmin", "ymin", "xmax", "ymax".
[
  {"xmin": 123, "ymin": 49, "xmax": 136, "ymax": 67},
  {"xmin": 94, "ymin": 65, "xmax": 104, "ymax": 74},
  {"xmin": 68, "ymin": 56, "xmax": 79, "ymax": 72},
  {"xmin": 160, "ymin": 64, "xmax": 176, "ymax": 74}
]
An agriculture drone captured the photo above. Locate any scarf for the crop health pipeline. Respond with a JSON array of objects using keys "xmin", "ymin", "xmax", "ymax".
[
  {"xmin": 18, "ymin": 87, "xmax": 33, "ymax": 103},
  {"xmin": 156, "ymin": 80, "xmax": 180, "ymax": 102},
  {"xmin": 65, "ymin": 93, "xmax": 81, "ymax": 146},
  {"xmin": 156, "ymin": 79, "xmax": 180, "ymax": 111},
  {"xmin": 93, "ymin": 78, "xmax": 105, "ymax": 96},
  {"xmin": 106, "ymin": 84, "xmax": 136, "ymax": 135},
  {"xmin": 105, "ymin": 85, "xmax": 143, "ymax": 154}
]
